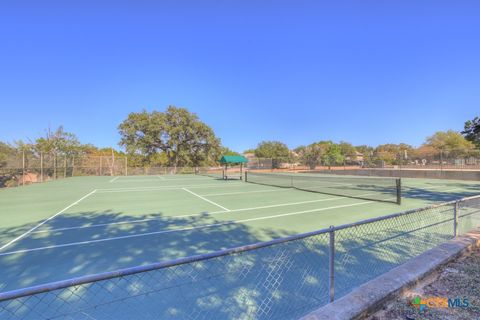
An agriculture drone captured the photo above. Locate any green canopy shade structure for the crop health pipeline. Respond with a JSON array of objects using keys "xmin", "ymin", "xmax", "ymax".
[
  {"xmin": 219, "ymin": 155, "xmax": 248, "ymax": 164},
  {"xmin": 219, "ymin": 155, "xmax": 248, "ymax": 180}
]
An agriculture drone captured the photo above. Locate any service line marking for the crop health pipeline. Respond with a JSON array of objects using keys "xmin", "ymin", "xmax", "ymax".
[
  {"xmin": 30, "ymin": 191, "xmax": 383, "ymax": 234},
  {"xmin": 182, "ymin": 188, "xmax": 230, "ymax": 211},
  {"xmin": 199, "ymin": 189, "xmax": 291, "ymax": 197},
  {"xmin": 0, "ymin": 199, "xmax": 376, "ymax": 257},
  {"xmin": 96, "ymin": 183, "xmax": 247, "ymax": 193}
]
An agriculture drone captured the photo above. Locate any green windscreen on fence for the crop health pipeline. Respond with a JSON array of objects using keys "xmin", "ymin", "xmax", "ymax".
[{"xmin": 245, "ymin": 172, "xmax": 402, "ymax": 204}]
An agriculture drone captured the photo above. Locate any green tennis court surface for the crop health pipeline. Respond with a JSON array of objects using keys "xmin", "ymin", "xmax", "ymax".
[{"xmin": 0, "ymin": 174, "xmax": 479, "ymax": 293}]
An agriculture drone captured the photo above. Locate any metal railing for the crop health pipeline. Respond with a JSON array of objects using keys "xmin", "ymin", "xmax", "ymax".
[{"xmin": 1, "ymin": 195, "xmax": 480, "ymax": 319}]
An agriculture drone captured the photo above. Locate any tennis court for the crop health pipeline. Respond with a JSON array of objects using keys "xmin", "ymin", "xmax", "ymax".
[{"xmin": 1, "ymin": 172, "xmax": 479, "ymax": 295}]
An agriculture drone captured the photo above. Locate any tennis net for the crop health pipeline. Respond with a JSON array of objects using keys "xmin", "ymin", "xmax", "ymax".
[{"xmin": 245, "ymin": 172, "xmax": 402, "ymax": 204}]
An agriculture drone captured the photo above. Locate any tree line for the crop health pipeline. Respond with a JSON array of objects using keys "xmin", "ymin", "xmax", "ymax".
[
  {"xmin": 0, "ymin": 106, "xmax": 237, "ymax": 171},
  {"xmin": 250, "ymin": 128, "xmax": 479, "ymax": 169},
  {"xmin": 0, "ymin": 107, "xmax": 479, "ymax": 171}
]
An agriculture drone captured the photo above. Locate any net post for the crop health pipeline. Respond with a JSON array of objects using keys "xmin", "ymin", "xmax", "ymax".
[
  {"xmin": 453, "ymin": 201, "xmax": 459, "ymax": 237},
  {"xmin": 396, "ymin": 178, "xmax": 402, "ymax": 205},
  {"xmin": 245, "ymin": 170, "xmax": 248, "ymax": 182},
  {"xmin": 328, "ymin": 225, "xmax": 335, "ymax": 303}
]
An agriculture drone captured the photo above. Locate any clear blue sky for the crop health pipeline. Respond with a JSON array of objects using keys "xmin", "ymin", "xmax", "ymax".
[{"xmin": 1, "ymin": 1, "xmax": 479, "ymax": 152}]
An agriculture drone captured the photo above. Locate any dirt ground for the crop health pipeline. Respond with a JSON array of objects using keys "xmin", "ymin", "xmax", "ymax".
[{"xmin": 366, "ymin": 246, "xmax": 480, "ymax": 320}]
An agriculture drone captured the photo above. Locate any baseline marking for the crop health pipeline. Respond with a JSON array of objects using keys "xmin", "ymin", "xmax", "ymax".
[
  {"xmin": 157, "ymin": 175, "xmax": 166, "ymax": 180},
  {"xmin": 182, "ymin": 188, "xmax": 230, "ymax": 211},
  {"xmin": 0, "ymin": 189, "xmax": 97, "ymax": 252},
  {"xmin": 0, "ymin": 200, "xmax": 374, "ymax": 257},
  {"xmin": 109, "ymin": 177, "xmax": 119, "ymax": 183}
]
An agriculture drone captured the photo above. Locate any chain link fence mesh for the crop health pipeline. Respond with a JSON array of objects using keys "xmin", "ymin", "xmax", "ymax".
[
  {"xmin": 334, "ymin": 203, "xmax": 455, "ymax": 298},
  {"xmin": 0, "ymin": 197, "xmax": 479, "ymax": 319},
  {"xmin": 0, "ymin": 233, "xmax": 330, "ymax": 320},
  {"xmin": 3, "ymin": 151, "xmax": 480, "ymax": 189}
]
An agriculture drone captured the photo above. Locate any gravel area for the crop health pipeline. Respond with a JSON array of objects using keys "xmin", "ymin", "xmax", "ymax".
[{"xmin": 367, "ymin": 246, "xmax": 480, "ymax": 320}]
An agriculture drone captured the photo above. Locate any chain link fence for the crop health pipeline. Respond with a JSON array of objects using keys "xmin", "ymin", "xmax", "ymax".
[
  {"xmin": 4, "ymin": 152, "xmax": 479, "ymax": 188},
  {"xmin": 1, "ymin": 195, "xmax": 479, "ymax": 320},
  {"xmin": 0, "ymin": 152, "xmax": 203, "ymax": 188},
  {"xmin": 361, "ymin": 149, "xmax": 480, "ymax": 171}
]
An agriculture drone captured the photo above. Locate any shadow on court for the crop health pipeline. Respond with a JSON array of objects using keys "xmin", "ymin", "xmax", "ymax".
[
  {"xmin": 402, "ymin": 182, "xmax": 480, "ymax": 203},
  {"xmin": 2, "ymin": 201, "xmax": 479, "ymax": 320}
]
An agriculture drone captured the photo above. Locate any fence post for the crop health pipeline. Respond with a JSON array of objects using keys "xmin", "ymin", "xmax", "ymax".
[
  {"xmin": 125, "ymin": 157, "xmax": 128, "ymax": 176},
  {"xmin": 453, "ymin": 201, "xmax": 459, "ymax": 237},
  {"xmin": 440, "ymin": 150, "xmax": 443, "ymax": 172},
  {"xmin": 22, "ymin": 149, "xmax": 25, "ymax": 186},
  {"xmin": 111, "ymin": 148, "xmax": 115, "ymax": 176},
  {"xmin": 72, "ymin": 155, "xmax": 75, "ymax": 177},
  {"xmin": 40, "ymin": 152, "xmax": 44, "ymax": 183},
  {"xmin": 54, "ymin": 152, "xmax": 57, "ymax": 180},
  {"xmin": 64, "ymin": 156, "xmax": 67, "ymax": 178},
  {"xmin": 329, "ymin": 225, "xmax": 335, "ymax": 303}
]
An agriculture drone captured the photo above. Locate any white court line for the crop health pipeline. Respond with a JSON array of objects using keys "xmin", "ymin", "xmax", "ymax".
[
  {"xmin": 30, "ymin": 192, "xmax": 379, "ymax": 234},
  {"xmin": 0, "ymin": 189, "xmax": 97, "ymax": 252},
  {"xmin": 96, "ymin": 183, "xmax": 246, "ymax": 193},
  {"xmin": 409, "ymin": 187, "xmax": 464, "ymax": 198},
  {"xmin": 181, "ymin": 191, "xmax": 380, "ymax": 216},
  {"xmin": 33, "ymin": 190, "xmax": 386, "ymax": 235},
  {"xmin": 430, "ymin": 187, "xmax": 462, "ymax": 193},
  {"xmin": 157, "ymin": 175, "xmax": 165, "ymax": 180},
  {"xmin": 182, "ymin": 188, "xmax": 230, "ymax": 211},
  {"xmin": 442, "ymin": 188, "xmax": 463, "ymax": 192},
  {"xmin": 111, "ymin": 177, "xmax": 214, "ymax": 183},
  {"xmin": 30, "ymin": 196, "xmax": 341, "ymax": 234},
  {"xmin": 199, "ymin": 189, "xmax": 291, "ymax": 197},
  {"xmin": 159, "ymin": 178, "xmax": 218, "ymax": 181},
  {"xmin": 109, "ymin": 177, "xmax": 119, "ymax": 183},
  {"xmin": 0, "ymin": 200, "xmax": 374, "ymax": 257},
  {"xmin": 411, "ymin": 184, "xmax": 469, "ymax": 191}
]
